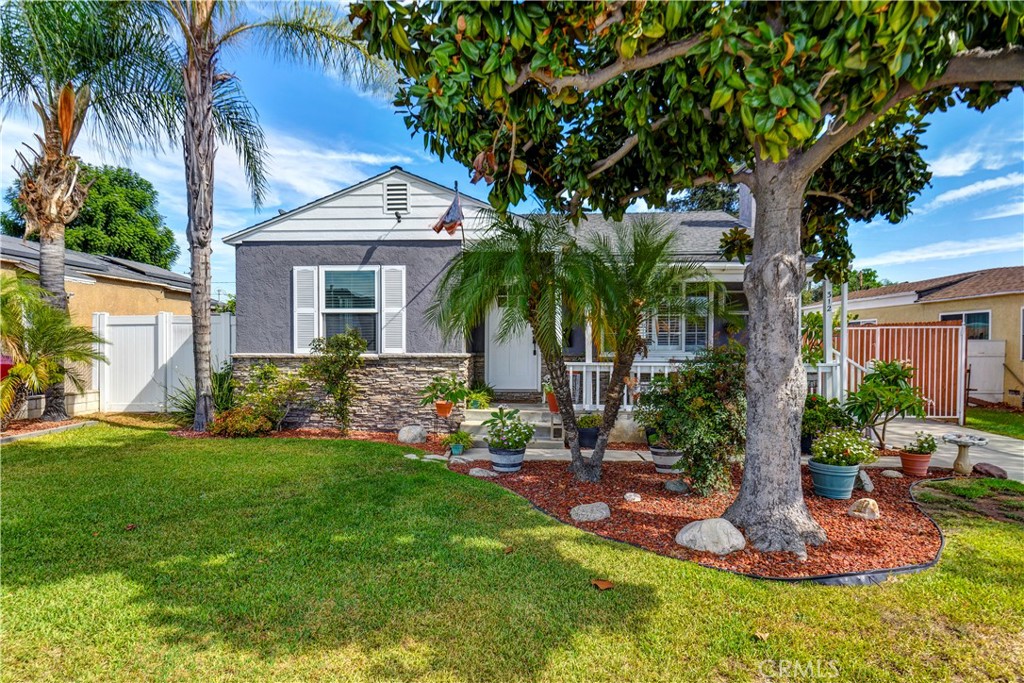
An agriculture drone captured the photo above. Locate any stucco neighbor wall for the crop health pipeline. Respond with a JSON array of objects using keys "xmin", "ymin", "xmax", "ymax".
[
  {"xmin": 851, "ymin": 293, "xmax": 1024, "ymax": 405},
  {"xmin": 232, "ymin": 352, "xmax": 472, "ymax": 433},
  {"xmin": 234, "ymin": 241, "xmax": 463, "ymax": 355}
]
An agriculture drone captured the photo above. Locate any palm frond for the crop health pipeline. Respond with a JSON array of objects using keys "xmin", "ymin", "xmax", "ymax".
[{"xmin": 212, "ymin": 77, "xmax": 269, "ymax": 207}]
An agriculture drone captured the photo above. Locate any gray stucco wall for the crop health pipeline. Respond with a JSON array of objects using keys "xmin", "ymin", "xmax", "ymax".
[{"xmin": 235, "ymin": 241, "xmax": 464, "ymax": 354}]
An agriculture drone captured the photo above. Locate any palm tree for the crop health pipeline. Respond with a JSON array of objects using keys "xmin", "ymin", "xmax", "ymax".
[
  {"xmin": 581, "ymin": 217, "xmax": 727, "ymax": 482},
  {"xmin": 1, "ymin": 273, "xmax": 107, "ymax": 430},
  {"xmin": 427, "ymin": 213, "xmax": 597, "ymax": 470},
  {"xmin": 1, "ymin": 0, "xmax": 178, "ymax": 420},
  {"xmin": 158, "ymin": 1, "xmax": 391, "ymax": 431}
]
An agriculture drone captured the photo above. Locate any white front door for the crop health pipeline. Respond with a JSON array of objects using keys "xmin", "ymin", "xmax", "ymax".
[{"xmin": 486, "ymin": 302, "xmax": 541, "ymax": 391}]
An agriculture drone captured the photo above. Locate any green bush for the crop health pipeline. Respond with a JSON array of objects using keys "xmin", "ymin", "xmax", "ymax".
[
  {"xmin": 209, "ymin": 407, "xmax": 272, "ymax": 437},
  {"xmin": 466, "ymin": 390, "xmax": 492, "ymax": 408},
  {"xmin": 576, "ymin": 413, "xmax": 602, "ymax": 429},
  {"xmin": 633, "ymin": 342, "xmax": 746, "ymax": 495},
  {"xmin": 844, "ymin": 359, "xmax": 926, "ymax": 445},
  {"xmin": 236, "ymin": 363, "xmax": 308, "ymax": 431},
  {"xmin": 168, "ymin": 363, "xmax": 235, "ymax": 424},
  {"xmin": 441, "ymin": 430, "xmax": 474, "ymax": 449},
  {"xmin": 801, "ymin": 394, "xmax": 854, "ymax": 438},
  {"xmin": 810, "ymin": 429, "xmax": 878, "ymax": 467},
  {"xmin": 302, "ymin": 332, "xmax": 366, "ymax": 430},
  {"xmin": 904, "ymin": 431, "xmax": 937, "ymax": 454}
]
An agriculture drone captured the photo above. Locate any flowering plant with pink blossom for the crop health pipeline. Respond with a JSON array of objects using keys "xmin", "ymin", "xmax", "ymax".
[{"xmin": 483, "ymin": 406, "xmax": 534, "ymax": 451}]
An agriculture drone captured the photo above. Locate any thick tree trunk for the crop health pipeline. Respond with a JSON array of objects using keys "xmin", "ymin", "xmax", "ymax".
[
  {"xmin": 38, "ymin": 223, "xmax": 70, "ymax": 421},
  {"xmin": 723, "ymin": 161, "xmax": 826, "ymax": 560},
  {"xmin": 183, "ymin": 46, "xmax": 218, "ymax": 431},
  {"xmin": 2, "ymin": 383, "xmax": 30, "ymax": 431}
]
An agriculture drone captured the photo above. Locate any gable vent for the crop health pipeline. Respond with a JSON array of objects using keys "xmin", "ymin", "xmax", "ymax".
[{"xmin": 383, "ymin": 182, "xmax": 409, "ymax": 214}]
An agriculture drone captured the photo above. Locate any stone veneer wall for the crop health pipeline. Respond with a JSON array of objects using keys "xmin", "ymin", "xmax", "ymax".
[{"xmin": 232, "ymin": 353, "xmax": 472, "ymax": 433}]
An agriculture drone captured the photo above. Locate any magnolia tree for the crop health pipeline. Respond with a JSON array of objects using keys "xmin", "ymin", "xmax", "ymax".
[{"xmin": 353, "ymin": 1, "xmax": 1024, "ymax": 557}]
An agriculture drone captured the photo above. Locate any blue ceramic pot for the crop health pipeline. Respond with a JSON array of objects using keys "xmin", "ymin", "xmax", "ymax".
[
  {"xmin": 488, "ymin": 447, "xmax": 525, "ymax": 473},
  {"xmin": 808, "ymin": 460, "xmax": 860, "ymax": 500},
  {"xmin": 450, "ymin": 444, "xmax": 465, "ymax": 456}
]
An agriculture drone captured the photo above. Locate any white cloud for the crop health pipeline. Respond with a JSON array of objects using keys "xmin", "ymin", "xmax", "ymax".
[
  {"xmin": 926, "ymin": 129, "xmax": 1024, "ymax": 177},
  {"xmin": 974, "ymin": 198, "xmax": 1024, "ymax": 221},
  {"xmin": 856, "ymin": 234, "xmax": 1023, "ymax": 268},
  {"xmin": 923, "ymin": 172, "xmax": 1024, "ymax": 211},
  {"xmin": 929, "ymin": 148, "xmax": 986, "ymax": 177}
]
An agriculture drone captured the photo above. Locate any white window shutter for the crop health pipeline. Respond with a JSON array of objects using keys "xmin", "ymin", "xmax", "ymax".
[
  {"xmin": 380, "ymin": 265, "xmax": 406, "ymax": 354},
  {"xmin": 293, "ymin": 266, "xmax": 319, "ymax": 353}
]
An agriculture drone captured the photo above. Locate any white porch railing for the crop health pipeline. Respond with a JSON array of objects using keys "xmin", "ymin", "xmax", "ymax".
[{"xmin": 567, "ymin": 359, "xmax": 846, "ymax": 411}]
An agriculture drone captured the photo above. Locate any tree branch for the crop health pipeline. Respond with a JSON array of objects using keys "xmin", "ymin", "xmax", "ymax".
[
  {"xmin": 587, "ymin": 116, "xmax": 670, "ymax": 179},
  {"xmin": 796, "ymin": 47, "xmax": 1024, "ymax": 178},
  {"xmin": 805, "ymin": 190, "xmax": 853, "ymax": 207}
]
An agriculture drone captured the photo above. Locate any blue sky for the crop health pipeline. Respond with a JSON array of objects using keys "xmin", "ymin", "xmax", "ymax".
[{"xmin": 1, "ymin": 50, "xmax": 1022, "ymax": 296}]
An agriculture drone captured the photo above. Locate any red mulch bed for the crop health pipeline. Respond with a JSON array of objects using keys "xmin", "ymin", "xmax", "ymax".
[
  {"xmin": 169, "ymin": 427, "xmax": 446, "ymax": 454},
  {"xmin": 447, "ymin": 460, "xmax": 946, "ymax": 579},
  {"xmin": 1, "ymin": 418, "xmax": 79, "ymax": 437}
]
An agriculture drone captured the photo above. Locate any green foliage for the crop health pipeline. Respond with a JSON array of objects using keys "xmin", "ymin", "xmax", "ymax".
[
  {"xmin": 419, "ymin": 372, "xmax": 469, "ymax": 406},
  {"xmin": 440, "ymin": 430, "xmax": 474, "ymax": 449},
  {"xmin": 482, "ymin": 406, "xmax": 534, "ymax": 451},
  {"xmin": 800, "ymin": 311, "xmax": 859, "ymax": 364},
  {"xmin": 234, "ymin": 363, "xmax": 308, "ymax": 432},
  {"xmin": 666, "ymin": 185, "xmax": 739, "ymax": 214},
  {"xmin": 470, "ymin": 381, "xmax": 496, "ymax": 399},
  {"xmin": 801, "ymin": 394, "xmax": 855, "ymax": 439},
  {"xmin": 213, "ymin": 293, "xmax": 236, "ymax": 314},
  {"xmin": 810, "ymin": 430, "xmax": 878, "ymax": 467},
  {"xmin": 209, "ymin": 407, "xmax": 273, "ymax": 438},
  {"xmin": 633, "ymin": 343, "xmax": 747, "ymax": 495},
  {"xmin": 904, "ymin": 431, "xmax": 938, "ymax": 455},
  {"xmin": 465, "ymin": 390, "xmax": 492, "ymax": 409},
  {"xmin": 302, "ymin": 332, "xmax": 366, "ymax": 430},
  {"xmin": 168, "ymin": 363, "xmax": 235, "ymax": 425},
  {"xmin": 1, "ymin": 165, "xmax": 180, "ymax": 269},
  {"xmin": 576, "ymin": 413, "xmax": 602, "ymax": 429},
  {"xmin": 845, "ymin": 360, "xmax": 926, "ymax": 445}
]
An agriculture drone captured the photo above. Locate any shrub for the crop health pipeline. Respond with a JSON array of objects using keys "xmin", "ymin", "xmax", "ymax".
[
  {"xmin": 302, "ymin": 332, "xmax": 366, "ymax": 430},
  {"xmin": 419, "ymin": 372, "xmax": 469, "ymax": 406},
  {"xmin": 441, "ymin": 430, "xmax": 475, "ymax": 449},
  {"xmin": 236, "ymin": 363, "xmax": 308, "ymax": 431},
  {"xmin": 483, "ymin": 407, "xmax": 534, "ymax": 451},
  {"xmin": 471, "ymin": 381, "xmax": 496, "ymax": 400},
  {"xmin": 168, "ymin": 363, "xmax": 235, "ymax": 424},
  {"xmin": 209, "ymin": 407, "xmax": 272, "ymax": 437},
  {"xmin": 633, "ymin": 342, "xmax": 746, "ymax": 495},
  {"xmin": 810, "ymin": 430, "xmax": 878, "ymax": 467},
  {"xmin": 466, "ymin": 390, "xmax": 492, "ymax": 408},
  {"xmin": 801, "ymin": 394, "xmax": 855, "ymax": 438},
  {"xmin": 576, "ymin": 413, "xmax": 602, "ymax": 429},
  {"xmin": 844, "ymin": 360, "xmax": 926, "ymax": 446},
  {"xmin": 904, "ymin": 431, "xmax": 937, "ymax": 454}
]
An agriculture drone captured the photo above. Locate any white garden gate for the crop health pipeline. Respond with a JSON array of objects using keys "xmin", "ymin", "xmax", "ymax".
[{"xmin": 92, "ymin": 312, "xmax": 235, "ymax": 412}]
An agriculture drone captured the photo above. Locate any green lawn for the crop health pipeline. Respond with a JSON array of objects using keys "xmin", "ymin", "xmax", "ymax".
[
  {"xmin": 966, "ymin": 407, "xmax": 1024, "ymax": 440},
  {"xmin": 2, "ymin": 420, "xmax": 1023, "ymax": 682}
]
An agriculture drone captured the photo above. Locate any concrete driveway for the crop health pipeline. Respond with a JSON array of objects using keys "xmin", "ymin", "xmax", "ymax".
[{"xmin": 880, "ymin": 418, "xmax": 1023, "ymax": 481}]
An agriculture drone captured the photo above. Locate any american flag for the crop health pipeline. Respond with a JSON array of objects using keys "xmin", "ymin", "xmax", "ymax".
[{"xmin": 432, "ymin": 186, "xmax": 464, "ymax": 236}]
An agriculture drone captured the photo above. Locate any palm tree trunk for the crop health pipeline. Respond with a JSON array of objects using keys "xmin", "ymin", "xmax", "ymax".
[
  {"xmin": 38, "ymin": 220, "xmax": 70, "ymax": 421},
  {"xmin": 544, "ymin": 353, "xmax": 584, "ymax": 466},
  {"xmin": 723, "ymin": 161, "xmax": 826, "ymax": 560},
  {"xmin": 183, "ymin": 44, "xmax": 217, "ymax": 431},
  {"xmin": 2, "ymin": 383, "xmax": 30, "ymax": 431},
  {"xmin": 574, "ymin": 352, "xmax": 632, "ymax": 483}
]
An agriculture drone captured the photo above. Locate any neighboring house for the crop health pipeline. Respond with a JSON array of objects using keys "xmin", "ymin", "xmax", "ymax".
[
  {"xmin": 225, "ymin": 166, "xmax": 751, "ymax": 431},
  {"xmin": 1, "ymin": 234, "xmax": 193, "ymax": 416},
  {"xmin": 844, "ymin": 267, "xmax": 1024, "ymax": 406}
]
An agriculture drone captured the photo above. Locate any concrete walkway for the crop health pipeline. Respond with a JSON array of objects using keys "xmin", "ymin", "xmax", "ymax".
[{"xmin": 461, "ymin": 417, "xmax": 1024, "ymax": 481}]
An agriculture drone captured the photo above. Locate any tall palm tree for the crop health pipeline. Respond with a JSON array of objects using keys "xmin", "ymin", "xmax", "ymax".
[
  {"xmin": 158, "ymin": 1, "xmax": 391, "ymax": 431},
  {"xmin": 427, "ymin": 213, "xmax": 597, "ymax": 470},
  {"xmin": 1, "ymin": 0, "xmax": 178, "ymax": 420},
  {"xmin": 0, "ymin": 273, "xmax": 106, "ymax": 430},
  {"xmin": 582, "ymin": 217, "xmax": 727, "ymax": 482}
]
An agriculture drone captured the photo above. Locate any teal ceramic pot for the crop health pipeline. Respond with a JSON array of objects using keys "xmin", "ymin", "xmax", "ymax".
[
  {"xmin": 808, "ymin": 460, "xmax": 860, "ymax": 500},
  {"xmin": 450, "ymin": 444, "xmax": 465, "ymax": 456},
  {"xmin": 488, "ymin": 447, "xmax": 525, "ymax": 473}
]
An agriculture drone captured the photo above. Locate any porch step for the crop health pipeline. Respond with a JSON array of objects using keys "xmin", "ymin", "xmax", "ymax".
[
  {"xmin": 470, "ymin": 436, "xmax": 566, "ymax": 450},
  {"xmin": 465, "ymin": 404, "xmax": 552, "ymax": 424}
]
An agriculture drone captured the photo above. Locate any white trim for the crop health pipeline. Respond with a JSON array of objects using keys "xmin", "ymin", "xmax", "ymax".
[
  {"xmin": 380, "ymin": 265, "xmax": 407, "ymax": 354},
  {"xmin": 320, "ymin": 265, "xmax": 380, "ymax": 353},
  {"xmin": 292, "ymin": 266, "xmax": 320, "ymax": 354}
]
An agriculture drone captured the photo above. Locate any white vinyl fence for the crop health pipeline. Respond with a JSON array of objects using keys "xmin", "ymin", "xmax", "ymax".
[{"xmin": 92, "ymin": 312, "xmax": 236, "ymax": 412}]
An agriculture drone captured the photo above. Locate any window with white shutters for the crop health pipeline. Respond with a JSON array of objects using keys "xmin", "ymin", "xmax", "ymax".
[
  {"xmin": 380, "ymin": 266, "xmax": 406, "ymax": 353},
  {"xmin": 383, "ymin": 182, "xmax": 409, "ymax": 214}
]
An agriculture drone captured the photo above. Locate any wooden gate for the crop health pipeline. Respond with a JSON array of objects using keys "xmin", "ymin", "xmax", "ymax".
[{"xmin": 841, "ymin": 322, "xmax": 966, "ymax": 423}]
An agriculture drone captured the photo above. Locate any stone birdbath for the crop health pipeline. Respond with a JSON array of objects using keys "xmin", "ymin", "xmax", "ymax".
[{"xmin": 942, "ymin": 433, "xmax": 989, "ymax": 476}]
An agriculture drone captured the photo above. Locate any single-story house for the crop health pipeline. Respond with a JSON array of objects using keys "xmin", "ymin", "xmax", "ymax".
[
  {"xmin": 1, "ymin": 234, "xmax": 193, "ymax": 416},
  {"xmin": 844, "ymin": 267, "xmax": 1024, "ymax": 406},
  {"xmin": 225, "ymin": 167, "xmax": 754, "ymax": 432}
]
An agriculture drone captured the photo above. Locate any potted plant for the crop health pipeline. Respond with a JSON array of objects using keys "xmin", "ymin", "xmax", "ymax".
[
  {"xmin": 801, "ymin": 394, "xmax": 855, "ymax": 454},
  {"xmin": 844, "ymin": 360, "xmax": 926, "ymax": 448},
  {"xmin": 441, "ymin": 430, "xmax": 474, "ymax": 456},
  {"xmin": 419, "ymin": 373, "xmax": 469, "ymax": 418},
  {"xmin": 466, "ymin": 390, "xmax": 491, "ymax": 409},
  {"xmin": 808, "ymin": 430, "xmax": 878, "ymax": 500},
  {"xmin": 483, "ymin": 407, "xmax": 534, "ymax": 473},
  {"xmin": 575, "ymin": 412, "xmax": 602, "ymax": 449},
  {"xmin": 542, "ymin": 381, "xmax": 559, "ymax": 413},
  {"xmin": 900, "ymin": 431, "xmax": 937, "ymax": 477}
]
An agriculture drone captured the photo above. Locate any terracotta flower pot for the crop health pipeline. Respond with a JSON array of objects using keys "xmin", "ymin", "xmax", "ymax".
[
  {"xmin": 899, "ymin": 451, "xmax": 932, "ymax": 477},
  {"xmin": 545, "ymin": 391, "xmax": 559, "ymax": 413},
  {"xmin": 435, "ymin": 400, "xmax": 454, "ymax": 418}
]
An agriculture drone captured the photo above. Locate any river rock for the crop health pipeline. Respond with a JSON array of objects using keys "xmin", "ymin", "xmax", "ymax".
[
  {"xmin": 973, "ymin": 462, "xmax": 1008, "ymax": 479},
  {"xmin": 570, "ymin": 502, "xmax": 611, "ymax": 522},
  {"xmin": 848, "ymin": 498, "xmax": 881, "ymax": 520},
  {"xmin": 624, "ymin": 492, "xmax": 642, "ymax": 503},
  {"xmin": 856, "ymin": 469, "xmax": 875, "ymax": 493},
  {"xmin": 403, "ymin": 453, "xmax": 420, "ymax": 460},
  {"xmin": 664, "ymin": 479, "xmax": 691, "ymax": 493},
  {"xmin": 468, "ymin": 467, "xmax": 498, "ymax": 478},
  {"xmin": 422, "ymin": 454, "xmax": 448, "ymax": 462},
  {"xmin": 674, "ymin": 518, "xmax": 745, "ymax": 555},
  {"xmin": 880, "ymin": 469, "xmax": 904, "ymax": 479},
  {"xmin": 398, "ymin": 425, "xmax": 427, "ymax": 443}
]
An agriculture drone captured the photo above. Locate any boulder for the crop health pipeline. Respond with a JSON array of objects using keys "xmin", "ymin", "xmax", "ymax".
[
  {"xmin": 880, "ymin": 469, "xmax": 904, "ymax": 479},
  {"xmin": 468, "ymin": 467, "xmax": 498, "ymax": 478},
  {"xmin": 973, "ymin": 462, "xmax": 1008, "ymax": 479},
  {"xmin": 664, "ymin": 479, "xmax": 691, "ymax": 493},
  {"xmin": 403, "ymin": 453, "xmax": 420, "ymax": 460},
  {"xmin": 674, "ymin": 518, "xmax": 745, "ymax": 555},
  {"xmin": 848, "ymin": 498, "xmax": 880, "ymax": 520},
  {"xmin": 623, "ymin": 492, "xmax": 642, "ymax": 503},
  {"xmin": 570, "ymin": 502, "xmax": 611, "ymax": 522},
  {"xmin": 449, "ymin": 456, "xmax": 471, "ymax": 465},
  {"xmin": 856, "ymin": 469, "xmax": 875, "ymax": 493},
  {"xmin": 398, "ymin": 425, "xmax": 428, "ymax": 443}
]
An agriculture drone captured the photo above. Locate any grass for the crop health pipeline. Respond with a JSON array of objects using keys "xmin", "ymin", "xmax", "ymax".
[
  {"xmin": 965, "ymin": 407, "xmax": 1024, "ymax": 440},
  {"xmin": 2, "ymin": 421, "xmax": 1023, "ymax": 682}
]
